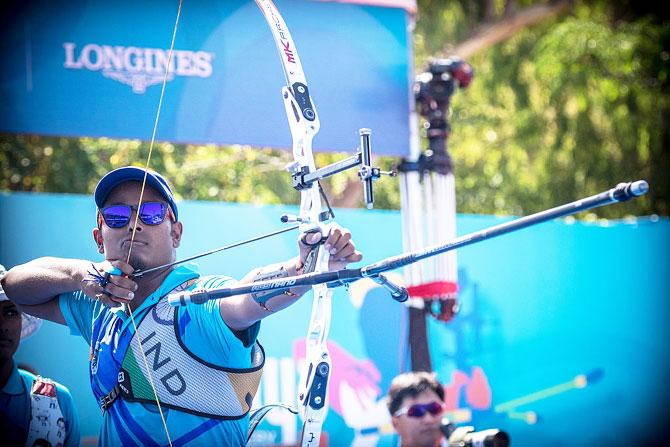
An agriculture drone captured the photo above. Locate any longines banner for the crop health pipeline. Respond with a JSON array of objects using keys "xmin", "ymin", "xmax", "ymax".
[{"xmin": 0, "ymin": 0, "xmax": 412, "ymax": 155}]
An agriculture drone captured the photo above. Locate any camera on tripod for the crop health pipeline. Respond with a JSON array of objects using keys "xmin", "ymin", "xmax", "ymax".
[
  {"xmin": 411, "ymin": 57, "xmax": 474, "ymax": 176},
  {"xmin": 415, "ymin": 57, "xmax": 473, "ymax": 114},
  {"xmin": 441, "ymin": 420, "xmax": 510, "ymax": 447}
]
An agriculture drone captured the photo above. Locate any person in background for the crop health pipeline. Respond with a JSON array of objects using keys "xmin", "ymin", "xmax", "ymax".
[
  {"xmin": 386, "ymin": 371, "xmax": 447, "ymax": 447},
  {"xmin": 0, "ymin": 263, "xmax": 80, "ymax": 447}
]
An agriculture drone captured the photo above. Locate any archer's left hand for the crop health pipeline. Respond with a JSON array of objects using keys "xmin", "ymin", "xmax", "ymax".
[{"xmin": 299, "ymin": 224, "xmax": 362, "ymax": 271}]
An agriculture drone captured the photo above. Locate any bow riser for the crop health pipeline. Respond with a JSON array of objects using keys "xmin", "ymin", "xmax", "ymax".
[
  {"xmin": 257, "ymin": 1, "xmax": 333, "ymax": 445},
  {"xmin": 281, "ymin": 87, "xmax": 321, "ymax": 229}
]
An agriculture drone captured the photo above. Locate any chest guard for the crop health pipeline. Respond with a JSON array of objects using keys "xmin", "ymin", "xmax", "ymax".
[{"xmin": 116, "ymin": 297, "xmax": 264, "ymax": 419}]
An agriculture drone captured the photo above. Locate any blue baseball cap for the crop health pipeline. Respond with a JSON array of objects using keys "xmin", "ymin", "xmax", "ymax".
[{"xmin": 94, "ymin": 166, "xmax": 179, "ymax": 221}]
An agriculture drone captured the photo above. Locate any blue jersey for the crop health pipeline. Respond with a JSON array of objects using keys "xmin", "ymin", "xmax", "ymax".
[
  {"xmin": 59, "ymin": 263, "xmax": 260, "ymax": 446},
  {"xmin": 0, "ymin": 363, "xmax": 80, "ymax": 446}
]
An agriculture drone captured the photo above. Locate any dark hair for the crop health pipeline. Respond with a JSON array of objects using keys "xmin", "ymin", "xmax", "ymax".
[{"xmin": 386, "ymin": 371, "xmax": 445, "ymax": 416}]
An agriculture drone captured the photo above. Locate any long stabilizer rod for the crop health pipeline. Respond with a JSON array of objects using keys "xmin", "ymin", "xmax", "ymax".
[
  {"xmin": 168, "ymin": 180, "xmax": 648, "ymax": 307},
  {"xmin": 362, "ymin": 180, "xmax": 648, "ymax": 277}
]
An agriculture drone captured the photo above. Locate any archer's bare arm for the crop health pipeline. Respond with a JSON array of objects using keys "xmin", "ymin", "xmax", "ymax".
[
  {"xmin": 219, "ymin": 226, "xmax": 362, "ymax": 331},
  {"xmin": 1, "ymin": 257, "xmax": 136, "ymax": 324}
]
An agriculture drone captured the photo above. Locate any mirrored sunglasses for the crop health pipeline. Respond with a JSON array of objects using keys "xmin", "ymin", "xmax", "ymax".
[
  {"xmin": 394, "ymin": 401, "xmax": 444, "ymax": 418},
  {"xmin": 100, "ymin": 202, "xmax": 168, "ymax": 228}
]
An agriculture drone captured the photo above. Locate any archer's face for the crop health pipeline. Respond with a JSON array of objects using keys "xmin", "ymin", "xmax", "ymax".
[
  {"xmin": 392, "ymin": 389, "xmax": 445, "ymax": 447},
  {"xmin": 96, "ymin": 181, "xmax": 182, "ymax": 272},
  {"xmin": 0, "ymin": 300, "xmax": 21, "ymax": 364}
]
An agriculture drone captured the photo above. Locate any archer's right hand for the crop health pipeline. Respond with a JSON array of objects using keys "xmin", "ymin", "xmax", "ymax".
[{"xmin": 81, "ymin": 260, "xmax": 137, "ymax": 308}]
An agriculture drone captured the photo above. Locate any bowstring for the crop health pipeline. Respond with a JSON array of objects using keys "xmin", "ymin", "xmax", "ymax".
[{"xmin": 123, "ymin": 1, "xmax": 183, "ymax": 445}]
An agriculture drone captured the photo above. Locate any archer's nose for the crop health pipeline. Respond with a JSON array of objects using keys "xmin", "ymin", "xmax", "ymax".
[{"xmin": 127, "ymin": 222, "xmax": 143, "ymax": 232}]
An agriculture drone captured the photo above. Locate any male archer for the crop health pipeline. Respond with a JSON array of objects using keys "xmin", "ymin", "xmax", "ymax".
[{"xmin": 1, "ymin": 166, "xmax": 361, "ymax": 446}]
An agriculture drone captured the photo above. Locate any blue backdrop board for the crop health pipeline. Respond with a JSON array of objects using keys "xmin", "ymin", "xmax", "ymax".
[
  {"xmin": 0, "ymin": 0, "xmax": 412, "ymax": 156},
  {"xmin": 2, "ymin": 192, "xmax": 669, "ymax": 446}
]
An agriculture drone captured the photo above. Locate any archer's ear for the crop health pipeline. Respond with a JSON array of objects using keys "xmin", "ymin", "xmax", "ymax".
[
  {"xmin": 93, "ymin": 228, "xmax": 104, "ymax": 254},
  {"xmin": 391, "ymin": 415, "xmax": 399, "ymax": 431},
  {"xmin": 171, "ymin": 221, "xmax": 183, "ymax": 248}
]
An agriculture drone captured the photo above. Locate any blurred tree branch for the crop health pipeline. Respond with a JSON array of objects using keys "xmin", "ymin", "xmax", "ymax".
[{"xmin": 445, "ymin": 0, "xmax": 572, "ymax": 58}]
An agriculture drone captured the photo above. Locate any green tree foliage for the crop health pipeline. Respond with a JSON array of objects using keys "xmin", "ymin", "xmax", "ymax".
[
  {"xmin": 415, "ymin": 0, "xmax": 669, "ymax": 217},
  {"xmin": 1, "ymin": 1, "xmax": 667, "ymax": 218},
  {"xmin": 0, "ymin": 135, "xmax": 401, "ymax": 210}
]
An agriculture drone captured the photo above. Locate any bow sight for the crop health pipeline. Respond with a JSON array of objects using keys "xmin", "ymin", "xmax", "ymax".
[{"xmin": 281, "ymin": 128, "xmax": 397, "ymax": 224}]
